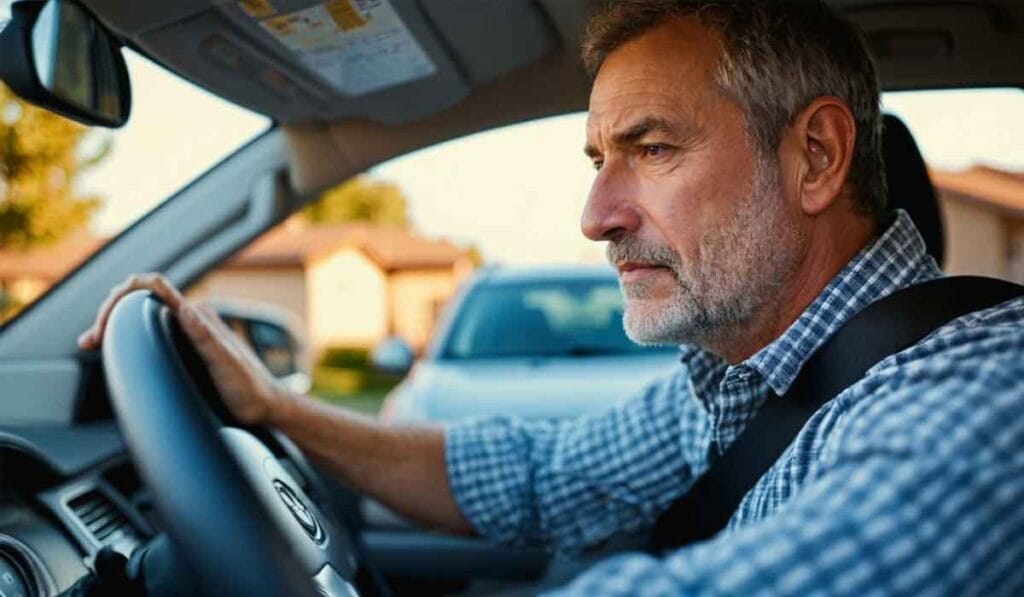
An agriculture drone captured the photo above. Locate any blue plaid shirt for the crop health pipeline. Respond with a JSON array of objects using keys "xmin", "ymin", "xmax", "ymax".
[{"xmin": 445, "ymin": 210, "xmax": 1024, "ymax": 595}]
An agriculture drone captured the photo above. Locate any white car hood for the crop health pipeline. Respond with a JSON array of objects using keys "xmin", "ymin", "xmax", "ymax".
[{"xmin": 388, "ymin": 352, "xmax": 681, "ymax": 422}]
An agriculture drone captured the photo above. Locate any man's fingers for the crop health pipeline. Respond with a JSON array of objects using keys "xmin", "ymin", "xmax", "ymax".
[
  {"xmin": 78, "ymin": 273, "xmax": 187, "ymax": 349},
  {"xmin": 180, "ymin": 303, "xmax": 237, "ymax": 368},
  {"xmin": 78, "ymin": 286, "xmax": 131, "ymax": 349},
  {"xmin": 196, "ymin": 304, "xmax": 242, "ymax": 347},
  {"xmin": 83, "ymin": 278, "xmax": 139, "ymax": 346}
]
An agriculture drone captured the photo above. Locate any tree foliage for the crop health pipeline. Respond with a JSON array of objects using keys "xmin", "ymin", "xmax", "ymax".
[
  {"xmin": 303, "ymin": 174, "xmax": 410, "ymax": 227},
  {"xmin": 0, "ymin": 83, "xmax": 107, "ymax": 250}
]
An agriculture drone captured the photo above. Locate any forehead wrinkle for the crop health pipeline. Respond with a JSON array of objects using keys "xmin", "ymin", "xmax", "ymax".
[{"xmin": 586, "ymin": 108, "xmax": 705, "ymax": 158}]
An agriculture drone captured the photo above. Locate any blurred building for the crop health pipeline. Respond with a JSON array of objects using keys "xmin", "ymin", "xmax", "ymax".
[
  {"xmin": 188, "ymin": 218, "xmax": 476, "ymax": 354},
  {"xmin": 0, "ymin": 232, "xmax": 106, "ymax": 321},
  {"xmin": 931, "ymin": 166, "xmax": 1024, "ymax": 282},
  {"xmin": 3, "ymin": 167, "xmax": 1022, "ymax": 338}
]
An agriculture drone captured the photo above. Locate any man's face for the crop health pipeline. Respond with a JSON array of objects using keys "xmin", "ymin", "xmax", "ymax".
[{"xmin": 582, "ymin": 16, "xmax": 805, "ymax": 349}]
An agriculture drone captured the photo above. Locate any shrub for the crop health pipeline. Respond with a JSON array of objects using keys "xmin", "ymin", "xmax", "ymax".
[{"xmin": 318, "ymin": 346, "xmax": 370, "ymax": 369}]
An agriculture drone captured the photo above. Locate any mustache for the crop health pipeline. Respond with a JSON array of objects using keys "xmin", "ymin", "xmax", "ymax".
[{"xmin": 606, "ymin": 235, "xmax": 682, "ymax": 270}]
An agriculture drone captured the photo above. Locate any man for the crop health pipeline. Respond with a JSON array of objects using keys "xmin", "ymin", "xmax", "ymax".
[{"xmin": 80, "ymin": 1, "xmax": 1024, "ymax": 594}]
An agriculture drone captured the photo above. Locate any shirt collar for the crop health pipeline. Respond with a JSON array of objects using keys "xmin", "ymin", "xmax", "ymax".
[
  {"xmin": 744, "ymin": 209, "xmax": 942, "ymax": 395},
  {"xmin": 677, "ymin": 210, "xmax": 941, "ymax": 397}
]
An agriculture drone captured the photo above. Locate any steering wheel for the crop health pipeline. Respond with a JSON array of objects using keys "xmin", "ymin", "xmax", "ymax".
[{"xmin": 102, "ymin": 290, "xmax": 363, "ymax": 596}]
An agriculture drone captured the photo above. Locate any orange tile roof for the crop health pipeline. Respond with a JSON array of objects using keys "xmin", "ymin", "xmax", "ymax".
[
  {"xmin": 930, "ymin": 166, "xmax": 1024, "ymax": 217},
  {"xmin": 0, "ymin": 221, "xmax": 465, "ymax": 283},
  {"xmin": 0, "ymin": 232, "xmax": 107, "ymax": 281},
  {"xmin": 225, "ymin": 220, "xmax": 468, "ymax": 271}
]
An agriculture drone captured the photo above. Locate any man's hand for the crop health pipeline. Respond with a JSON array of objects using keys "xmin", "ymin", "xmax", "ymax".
[
  {"xmin": 77, "ymin": 273, "xmax": 286, "ymax": 426},
  {"xmin": 79, "ymin": 274, "xmax": 472, "ymax": 535}
]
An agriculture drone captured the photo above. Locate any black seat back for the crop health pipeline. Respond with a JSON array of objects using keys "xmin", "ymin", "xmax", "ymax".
[{"xmin": 883, "ymin": 114, "xmax": 945, "ymax": 266}]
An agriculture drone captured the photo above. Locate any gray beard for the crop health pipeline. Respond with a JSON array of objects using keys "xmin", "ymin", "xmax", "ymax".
[{"xmin": 608, "ymin": 158, "xmax": 803, "ymax": 349}]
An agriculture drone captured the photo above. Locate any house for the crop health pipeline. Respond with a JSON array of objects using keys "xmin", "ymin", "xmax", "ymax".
[
  {"xmin": 3, "ymin": 168, "xmax": 1021, "ymax": 339},
  {"xmin": 931, "ymin": 166, "xmax": 1024, "ymax": 283},
  {"xmin": 188, "ymin": 218, "xmax": 476, "ymax": 354}
]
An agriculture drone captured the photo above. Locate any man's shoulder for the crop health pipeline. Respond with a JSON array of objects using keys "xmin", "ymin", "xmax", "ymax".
[
  {"xmin": 828, "ymin": 297, "xmax": 1024, "ymax": 459},
  {"xmin": 932, "ymin": 292, "xmax": 1024, "ymax": 334},
  {"xmin": 865, "ymin": 292, "xmax": 1024, "ymax": 373},
  {"xmin": 828, "ymin": 292, "xmax": 1024, "ymax": 406},
  {"xmin": 887, "ymin": 293, "xmax": 1024, "ymax": 372}
]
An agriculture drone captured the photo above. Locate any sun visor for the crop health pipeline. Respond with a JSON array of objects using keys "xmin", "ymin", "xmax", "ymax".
[{"xmin": 83, "ymin": 0, "xmax": 561, "ymax": 125}]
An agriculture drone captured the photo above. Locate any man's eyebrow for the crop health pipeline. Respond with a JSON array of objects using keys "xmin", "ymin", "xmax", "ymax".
[
  {"xmin": 613, "ymin": 117, "xmax": 686, "ymax": 145},
  {"xmin": 583, "ymin": 117, "xmax": 697, "ymax": 158}
]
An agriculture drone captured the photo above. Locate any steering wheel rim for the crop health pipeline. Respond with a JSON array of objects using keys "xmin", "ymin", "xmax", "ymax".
[{"xmin": 103, "ymin": 290, "xmax": 360, "ymax": 596}]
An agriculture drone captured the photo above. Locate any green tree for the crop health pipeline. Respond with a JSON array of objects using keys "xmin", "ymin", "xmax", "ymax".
[
  {"xmin": 0, "ymin": 82, "xmax": 106, "ymax": 250},
  {"xmin": 303, "ymin": 174, "xmax": 410, "ymax": 227}
]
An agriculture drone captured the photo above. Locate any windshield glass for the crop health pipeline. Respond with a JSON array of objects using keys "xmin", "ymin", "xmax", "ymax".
[
  {"xmin": 0, "ymin": 32, "xmax": 269, "ymax": 325},
  {"xmin": 442, "ymin": 279, "xmax": 676, "ymax": 359}
]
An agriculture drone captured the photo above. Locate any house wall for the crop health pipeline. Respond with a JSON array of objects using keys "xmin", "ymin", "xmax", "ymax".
[
  {"xmin": 388, "ymin": 269, "xmax": 460, "ymax": 350},
  {"xmin": 186, "ymin": 251, "xmax": 465, "ymax": 357},
  {"xmin": 306, "ymin": 248, "xmax": 388, "ymax": 351},
  {"xmin": 1009, "ymin": 221, "xmax": 1024, "ymax": 284},
  {"xmin": 939, "ymin": 195, "xmax": 1010, "ymax": 279},
  {"xmin": 189, "ymin": 269, "xmax": 310, "ymax": 332}
]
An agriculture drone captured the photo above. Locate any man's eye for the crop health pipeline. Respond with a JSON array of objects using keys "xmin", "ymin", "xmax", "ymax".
[
  {"xmin": 592, "ymin": 159, "xmax": 604, "ymax": 171},
  {"xmin": 643, "ymin": 144, "xmax": 667, "ymax": 157}
]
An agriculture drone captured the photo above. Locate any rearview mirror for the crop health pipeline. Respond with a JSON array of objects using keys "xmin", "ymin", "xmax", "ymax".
[{"xmin": 0, "ymin": 0, "xmax": 131, "ymax": 127}]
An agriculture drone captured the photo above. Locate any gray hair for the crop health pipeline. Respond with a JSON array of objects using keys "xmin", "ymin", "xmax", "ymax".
[{"xmin": 582, "ymin": 0, "xmax": 887, "ymax": 222}]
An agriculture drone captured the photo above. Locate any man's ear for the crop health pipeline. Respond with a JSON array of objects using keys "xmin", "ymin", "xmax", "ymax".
[{"xmin": 787, "ymin": 97, "xmax": 856, "ymax": 216}]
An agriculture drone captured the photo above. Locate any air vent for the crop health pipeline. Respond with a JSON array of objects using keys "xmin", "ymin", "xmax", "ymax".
[{"xmin": 67, "ymin": 490, "xmax": 137, "ymax": 546}]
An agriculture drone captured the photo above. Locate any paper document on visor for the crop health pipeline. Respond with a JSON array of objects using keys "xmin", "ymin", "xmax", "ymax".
[{"xmin": 258, "ymin": 0, "xmax": 436, "ymax": 96}]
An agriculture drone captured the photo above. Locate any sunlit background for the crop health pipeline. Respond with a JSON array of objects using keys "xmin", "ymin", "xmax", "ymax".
[
  {"xmin": 80, "ymin": 59, "xmax": 1024, "ymax": 265},
  {"xmin": 1, "ymin": 1, "xmax": 1022, "ymax": 415},
  {"xmin": 0, "ymin": 0, "xmax": 1019, "ymax": 265}
]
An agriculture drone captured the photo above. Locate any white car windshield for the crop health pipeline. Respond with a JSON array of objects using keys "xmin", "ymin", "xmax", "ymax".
[{"xmin": 442, "ymin": 279, "xmax": 677, "ymax": 359}]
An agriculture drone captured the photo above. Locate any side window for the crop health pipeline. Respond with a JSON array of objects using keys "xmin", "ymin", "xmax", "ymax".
[
  {"xmin": 190, "ymin": 114, "xmax": 599, "ymax": 417},
  {"xmin": 882, "ymin": 88, "xmax": 1024, "ymax": 283}
]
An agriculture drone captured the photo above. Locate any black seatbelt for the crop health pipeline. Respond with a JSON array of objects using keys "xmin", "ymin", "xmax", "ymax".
[{"xmin": 649, "ymin": 276, "xmax": 1024, "ymax": 553}]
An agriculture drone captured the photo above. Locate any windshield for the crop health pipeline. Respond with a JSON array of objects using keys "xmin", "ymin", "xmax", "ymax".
[
  {"xmin": 442, "ymin": 278, "xmax": 676, "ymax": 360},
  {"xmin": 0, "ymin": 33, "xmax": 269, "ymax": 325}
]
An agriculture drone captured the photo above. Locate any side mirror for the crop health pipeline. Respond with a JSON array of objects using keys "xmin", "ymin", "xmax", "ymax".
[
  {"xmin": 0, "ymin": 0, "xmax": 131, "ymax": 127},
  {"xmin": 215, "ymin": 306, "xmax": 312, "ymax": 395},
  {"xmin": 370, "ymin": 337, "xmax": 415, "ymax": 375}
]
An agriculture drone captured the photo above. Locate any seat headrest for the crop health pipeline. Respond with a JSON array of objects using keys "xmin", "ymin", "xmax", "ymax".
[{"xmin": 882, "ymin": 113, "xmax": 945, "ymax": 266}]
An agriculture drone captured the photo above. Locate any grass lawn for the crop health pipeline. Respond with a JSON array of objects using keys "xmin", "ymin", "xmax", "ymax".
[
  {"xmin": 309, "ymin": 365, "xmax": 398, "ymax": 416},
  {"xmin": 311, "ymin": 387, "xmax": 389, "ymax": 415}
]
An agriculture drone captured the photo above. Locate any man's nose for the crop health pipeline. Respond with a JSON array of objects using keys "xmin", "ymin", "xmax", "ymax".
[{"xmin": 581, "ymin": 164, "xmax": 641, "ymax": 241}]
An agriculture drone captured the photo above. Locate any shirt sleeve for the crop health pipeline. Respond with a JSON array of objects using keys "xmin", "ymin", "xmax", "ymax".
[
  {"xmin": 444, "ymin": 364, "xmax": 712, "ymax": 553},
  {"xmin": 546, "ymin": 354, "xmax": 1024, "ymax": 595}
]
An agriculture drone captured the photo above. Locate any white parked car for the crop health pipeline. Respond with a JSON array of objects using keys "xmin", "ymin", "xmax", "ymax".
[{"xmin": 377, "ymin": 265, "xmax": 681, "ymax": 423}]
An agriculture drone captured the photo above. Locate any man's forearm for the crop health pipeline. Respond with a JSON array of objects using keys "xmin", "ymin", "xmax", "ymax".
[{"xmin": 269, "ymin": 390, "xmax": 474, "ymax": 535}]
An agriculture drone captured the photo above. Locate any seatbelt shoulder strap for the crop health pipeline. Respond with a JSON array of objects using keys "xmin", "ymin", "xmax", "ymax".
[{"xmin": 649, "ymin": 275, "xmax": 1024, "ymax": 552}]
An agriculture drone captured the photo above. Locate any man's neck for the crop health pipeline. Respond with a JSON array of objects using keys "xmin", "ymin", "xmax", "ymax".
[{"xmin": 707, "ymin": 212, "xmax": 878, "ymax": 364}]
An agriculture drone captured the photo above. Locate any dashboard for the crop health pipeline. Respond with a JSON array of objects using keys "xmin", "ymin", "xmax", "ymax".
[{"xmin": 0, "ymin": 422, "xmax": 153, "ymax": 595}]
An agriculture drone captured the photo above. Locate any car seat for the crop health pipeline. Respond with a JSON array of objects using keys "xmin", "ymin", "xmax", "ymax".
[{"xmin": 882, "ymin": 113, "xmax": 945, "ymax": 266}]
